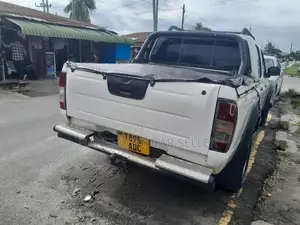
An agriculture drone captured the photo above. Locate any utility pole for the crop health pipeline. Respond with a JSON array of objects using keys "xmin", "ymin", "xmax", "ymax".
[
  {"xmin": 181, "ymin": 4, "xmax": 185, "ymax": 29},
  {"xmin": 152, "ymin": 0, "xmax": 159, "ymax": 31},
  {"xmin": 45, "ymin": 0, "xmax": 52, "ymax": 13},
  {"xmin": 35, "ymin": 0, "xmax": 51, "ymax": 13},
  {"xmin": 35, "ymin": 0, "xmax": 46, "ymax": 12},
  {"xmin": 152, "ymin": 0, "xmax": 156, "ymax": 32},
  {"xmin": 72, "ymin": 0, "xmax": 76, "ymax": 19},
  {"xmin": 290, "ymin": 41, "xmax": 293, "ymax": 53},
  {"xmin": 155, "ymin": 0, "xmax": 159, "ymax": 31},
  {"xmin": 0, "ymin": 17, "xmax": 5, "ymax": 81}
]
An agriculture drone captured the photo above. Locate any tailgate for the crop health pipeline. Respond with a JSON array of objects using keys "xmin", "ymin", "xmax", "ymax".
[{"xmin": 66, "ymin": 69, "xmax": 220, "ymax": 156}]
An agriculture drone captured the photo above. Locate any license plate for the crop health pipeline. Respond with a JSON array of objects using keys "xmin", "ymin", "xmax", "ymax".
[{"xmin": 117, "ymin": 132, "xmax": 150, "ymax": 156}]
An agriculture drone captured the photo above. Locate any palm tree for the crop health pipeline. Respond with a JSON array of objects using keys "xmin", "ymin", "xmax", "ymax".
[
  {"xmin": 64, "ymin": 0, "xmax": 96, "ymax": 23},
  {"xmin": 194, "ymin": 22, "xmax": 211, "ymax": 31},
  {"xmin": 264, "ymin": 41, "xmax": 276, "ymax": 55}
]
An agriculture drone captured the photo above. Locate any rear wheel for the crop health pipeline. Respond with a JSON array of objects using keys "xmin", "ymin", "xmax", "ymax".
[
  {"xmin": 277, "ymin": 84, "xmax": 282, "ymax": 96},
  {"xmin": 260, "ymin": 102, "xmax": 270, "ymax": 127},
  {"xmin": 216, "ymin": 135, "xmax": 252, "ymax": 192}
]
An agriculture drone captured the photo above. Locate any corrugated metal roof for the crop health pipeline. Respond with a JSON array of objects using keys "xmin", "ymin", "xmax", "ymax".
[
  {"xmin": 122, "ymin": 32, "xmax": 151, "ymax": 43},
  {"xmin": 6, "ymin": 18, "xmax": 134, "ymax": 44}
]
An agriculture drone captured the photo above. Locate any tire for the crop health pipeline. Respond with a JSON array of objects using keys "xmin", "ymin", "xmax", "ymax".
[
  {"xmin": 216, "ymin": 135, "xmax": 252, "ymax": 192},
  {"xmin": 277, "ymin": 84, "xmax": 282, "ymax": 96},
  {"xmin": 260, "ymin": 102, "xmax": 270, "ymax": 127}
]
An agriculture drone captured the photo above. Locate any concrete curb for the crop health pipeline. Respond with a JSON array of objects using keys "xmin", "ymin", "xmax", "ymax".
[{"xmin": 274, "ymin": 131, "xmax": 287, "ymax": 150}]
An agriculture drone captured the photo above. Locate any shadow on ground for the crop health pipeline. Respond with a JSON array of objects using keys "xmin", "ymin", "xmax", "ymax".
[
  {"xmin": 55, "ymin": 157, "xmax": 231, "ymax": 225},
  {"xmin": 50, "ymin": 122, "xmax": 277, "ymax": 225}
]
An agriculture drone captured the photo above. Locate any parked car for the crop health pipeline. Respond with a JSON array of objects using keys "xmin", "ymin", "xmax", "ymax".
[
  {"xmin": 54, "ymin": 27, "xmax": 276, "ymax": 192},
  {"xmin": 264, "ymin": 55, "xmax": 284, "ymax": 98}
]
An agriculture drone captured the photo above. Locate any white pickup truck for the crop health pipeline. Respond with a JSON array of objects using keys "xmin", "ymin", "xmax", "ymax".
[
  {"xmin": 264, "ymin": 55, "xmax": 284, "ymax": 97},
  {"xmin": 54, "ymin": 27, "xmax": 279, "ymax": 192}
]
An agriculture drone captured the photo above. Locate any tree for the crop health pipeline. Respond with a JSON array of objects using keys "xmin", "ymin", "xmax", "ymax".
[
  {"xmin": 288, "ymin": 51, "xmax": 300, "ymax": 61},
  {"xmin": 263, "ymin": 41, "xmax": 282, "ymax": 57},
  {"xmin": 193, "ymin": 22, "xmax": 211, "ymax": 31},
  {"xmin": 264, "ymin": 41, "xmax": 276, "ymax": 54},
  {"xmin": 64, "ymin": 0, "xmax": 96, "ymax": 23}
]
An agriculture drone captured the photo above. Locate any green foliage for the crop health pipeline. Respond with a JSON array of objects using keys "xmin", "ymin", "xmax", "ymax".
[
  {"xmin": 193, "ymin": 22, "xmax": 211, "ymax": 31},
  {"xmin": 283, "ymin": 89, "xmax": 300, "ymax": 109},
  {"xmin": 291, "ymin": 98, "xmax": 300, "ymax": 109},
  {"xmin": 284, "ymin": 64, "xmax": 300, "ymax": 77},
  {"xmin": 288, "ymin": 51, "xmax": 300, "ymax": 61},
  {"xmin": 64, "ymin": 0, "xmax": 96, "ymax": 23},
  {"xmin": 263, "ymin": 41, "xmax": 282, "ymax": 57}
]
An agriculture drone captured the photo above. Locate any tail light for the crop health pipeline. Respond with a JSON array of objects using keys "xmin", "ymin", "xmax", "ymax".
[
  {"xmin": 210, "ymin": 99, "xmax": 238, "ymax": 153},
  {"xmin": 59, "ymin": 72, "xmax": 66, "ymax": 110}
]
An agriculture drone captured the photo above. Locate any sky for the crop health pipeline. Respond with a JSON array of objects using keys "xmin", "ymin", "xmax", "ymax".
[{"xmin": 4, "ymin": 0, "xmax": 300, "ymax": 52}]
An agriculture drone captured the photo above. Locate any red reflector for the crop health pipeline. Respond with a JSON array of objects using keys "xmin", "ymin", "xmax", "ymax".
[
  {"xmin": 217, "ymin": 101, "xmax": 237, "ymax": 123},
  {"xmin": 210, "ymin": 99, "xmax": 238, "ymax": 153},
  {"xmin": 59, "ymin": 72, "xmax": 66, "ymax": 110},
  {"xmin": 60, "ymin": 101, "xmax": 65, "ymax": 110},
  {"xmin": 59, "ymin": 72, "xmax": 66, "ymax": 87}
]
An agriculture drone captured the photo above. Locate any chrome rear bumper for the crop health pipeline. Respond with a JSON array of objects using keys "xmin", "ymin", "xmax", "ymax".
[{"xmin": 53, "ymin": 124, "xmax": 214, "ymax": 185}]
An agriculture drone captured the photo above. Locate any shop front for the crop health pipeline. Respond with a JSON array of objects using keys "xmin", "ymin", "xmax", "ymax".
[{"xmin": 0, "ymin": 16, "xmax": 134, "ymax": 81}]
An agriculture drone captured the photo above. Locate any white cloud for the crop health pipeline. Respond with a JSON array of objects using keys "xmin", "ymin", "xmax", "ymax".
[{"xmin": 2, "ymin": 0, "xmax": 300, "ymax": 52}]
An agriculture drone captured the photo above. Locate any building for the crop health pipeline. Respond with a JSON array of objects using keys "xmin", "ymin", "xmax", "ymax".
[
  {"xmin": 122, "ymin": 32, "xmax": 151, "ymax": 59},
  {"xmin": 0, "ymin": 1, "xmax": 134, "ymax": 80}
]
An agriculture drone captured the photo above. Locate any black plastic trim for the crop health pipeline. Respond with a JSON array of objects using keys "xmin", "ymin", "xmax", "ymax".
[{"xmin": 107, "ymin": 75, "xmax": 149, "ymax": 100}]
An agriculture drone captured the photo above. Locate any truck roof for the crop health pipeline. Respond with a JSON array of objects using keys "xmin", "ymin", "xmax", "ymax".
[{"xmin": 167, "ymin": 26, "xmax": 255, "ymax": 40}]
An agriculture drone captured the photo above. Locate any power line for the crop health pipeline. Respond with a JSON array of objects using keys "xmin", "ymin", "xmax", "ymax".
[
  {"xmin": 122, "ymin": 0, "xmax": 150, "ymax": 8},
  {"xmin": 186, "ymin": 0, "xmax": 258, "ymax": 16},
  {"xmin": 134, "ymin": 7, "xmax": 181, "ymax": 15},
  {"xmin": 135, "ymin": 0, "xmax": 256, "ymax": 15}
]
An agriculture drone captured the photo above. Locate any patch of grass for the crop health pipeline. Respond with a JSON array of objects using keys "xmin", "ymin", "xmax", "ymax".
[
  {"xmin": 291, "ymin": 98, "xmax": 300, "ymax": 109},
  {"xmin": 295, "ymin": 127, "xmax": 300, "ymax": 134},
  {"xmin": 294, "ymin": 122, "xmax": 300, "ymax": 134},
  {"xmin": 286, "ymin": 88, "xmax": 300, "ymax": 109},
  {"xmin": 284, "ymin": 88, "xmax": 298, "ymax": 98},
  {"xmin": 284, "ymin": 63, "xmax": 300, "ymax": 77}
]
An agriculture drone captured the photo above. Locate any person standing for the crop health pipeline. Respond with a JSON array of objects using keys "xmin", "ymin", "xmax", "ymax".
[
  {"xmin": 92, "ymin": 52, "xmax": 98, "ymax": 63},
  {"xmin": 1, "ymin": 38, "xmax": 27, "ymax": 81}
]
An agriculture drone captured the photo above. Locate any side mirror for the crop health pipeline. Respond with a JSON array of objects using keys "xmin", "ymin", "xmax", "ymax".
[{"xmin": 267, "ymin": 66, "xmax": 281, "ymax": 76}]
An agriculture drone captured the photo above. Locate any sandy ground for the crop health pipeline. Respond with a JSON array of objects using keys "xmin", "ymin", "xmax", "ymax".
[{"xmin": 253, "ymin": 96, "xmax": 300, "ymax": 225}]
